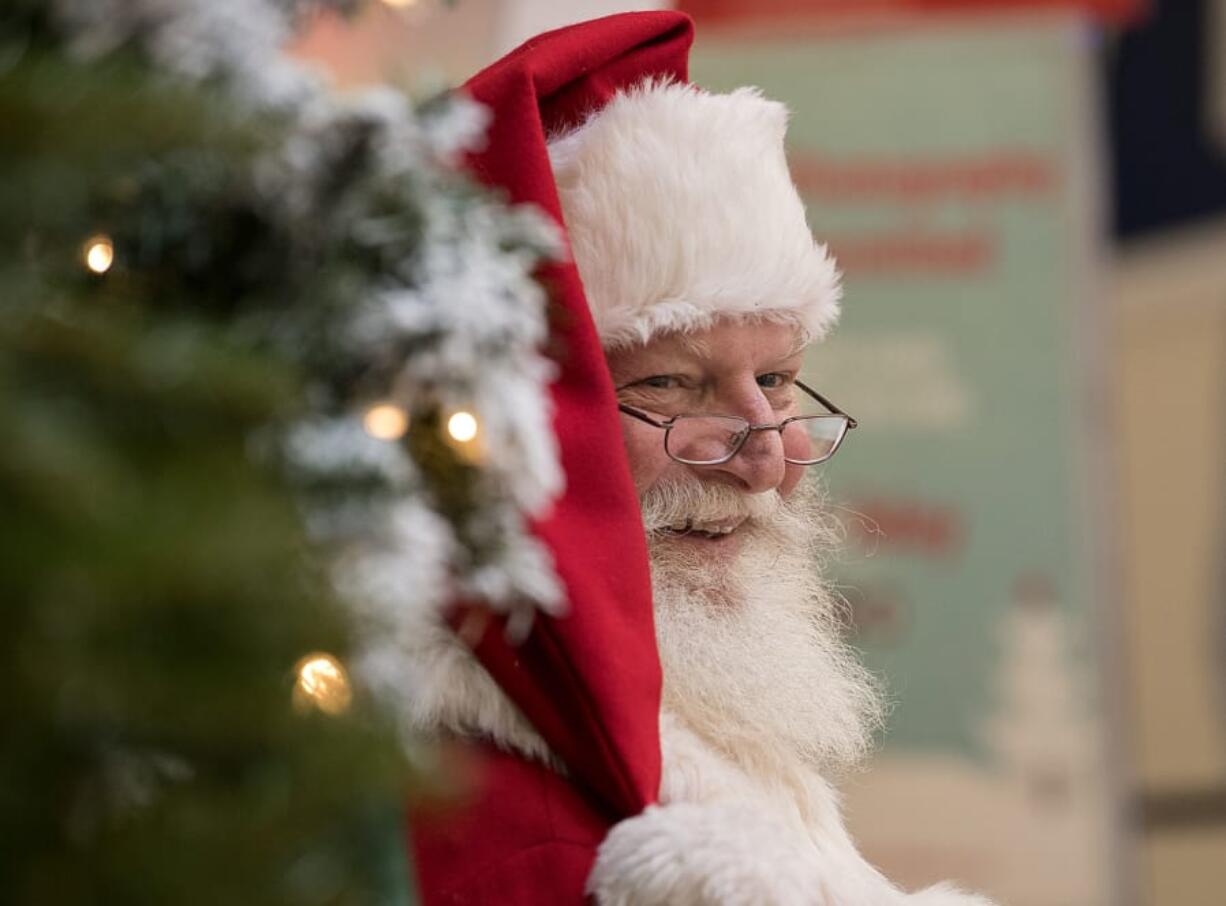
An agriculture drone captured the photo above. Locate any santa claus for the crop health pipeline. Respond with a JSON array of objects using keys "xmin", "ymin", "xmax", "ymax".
[{"xmin": 408, "ymin": 12, "xmax": 995, "ymax": 906}]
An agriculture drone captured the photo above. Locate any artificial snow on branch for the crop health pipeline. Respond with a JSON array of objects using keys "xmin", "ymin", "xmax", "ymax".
[{"xmin": 31, "ymin": 0, "xmax": 567, "ymax": 750}]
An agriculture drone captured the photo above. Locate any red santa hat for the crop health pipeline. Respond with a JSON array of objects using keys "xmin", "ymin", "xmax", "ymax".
[
  {"xmin": 548, "ymin": 79, "xmax": 841, "ymax": 349},
  {"xmin": 453, "ymin": 3, "xmax": 843, "ymax": 821},
  {"xmin": 456, "ymin": 10, "xmax": 699, "ymax": 825}
]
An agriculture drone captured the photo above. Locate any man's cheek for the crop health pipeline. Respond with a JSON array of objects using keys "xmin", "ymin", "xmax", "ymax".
[
  {"xmin": 623, "ymin": 433, "xmax": 666, "ymax": 495},
  {"xmin": 779, "ymin": 463, "xmax": 806, "ymax": 499}
]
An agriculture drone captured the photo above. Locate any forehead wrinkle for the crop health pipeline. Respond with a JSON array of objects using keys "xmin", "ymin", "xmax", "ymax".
[{"xmin": 677, "ymin": 331, "xmax": 712, "ymax": 359}]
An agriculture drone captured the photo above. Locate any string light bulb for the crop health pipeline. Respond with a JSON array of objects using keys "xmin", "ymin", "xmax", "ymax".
[
  {"xmin": 83, "ymin": 234, "xmax": 114, "ymax": 274},
  {"xmin": 446, "ymin": 410, "xmax": 479, "ymax": 443},
  {"xmin": 292, "ymin": 652, "xmax": 352, "ymax": 715},
  {"xmin": 363, "ymin": 402, "xmax": 409, "ymax": 440},
  {"xmin": 380, "ymin": 0, "xmax": 419, "ymax": 7}
]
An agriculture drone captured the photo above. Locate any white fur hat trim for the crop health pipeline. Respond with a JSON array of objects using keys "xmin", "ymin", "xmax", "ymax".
[{"xmin": 548, "ymin": 79, "xmax": 841, "ymax": 350}]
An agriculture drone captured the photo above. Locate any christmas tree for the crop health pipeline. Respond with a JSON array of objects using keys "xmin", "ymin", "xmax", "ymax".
[{"xmin": 2, "ymin": 1, "xmax": 563, "ymax": 902}]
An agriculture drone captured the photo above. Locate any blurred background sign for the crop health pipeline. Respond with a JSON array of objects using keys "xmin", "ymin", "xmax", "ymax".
[{"xmin": 690, "ymin": 12, "xmax": 1121, "ymax": 906}]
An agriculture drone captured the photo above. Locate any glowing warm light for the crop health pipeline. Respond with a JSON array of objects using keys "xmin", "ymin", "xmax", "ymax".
[
  {"xmin": 83, "ymin": 235, "xmax": 114, "ymax": 274},
  {"xmin": 446, "ymin": 410, "xmax": 479, "ymax": 443},
  {"xmin": 293, "ymin": 653, "xmax": 352, "ymax": 715},
  {"xmin": 363, "ymin": 403, "xmax": 408, "ymax": 440},
  {"xmin": 380, "ymin": 0, "xmax": 418, "ymax": 8}
]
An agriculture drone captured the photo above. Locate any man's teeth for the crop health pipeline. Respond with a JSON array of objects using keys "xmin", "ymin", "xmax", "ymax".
[{"xmin": 665, "ymin": 520, "xmax": 736, "ymax": 536}]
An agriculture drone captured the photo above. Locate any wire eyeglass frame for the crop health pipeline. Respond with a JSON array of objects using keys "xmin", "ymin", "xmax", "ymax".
[{"xmin": 617, "ymin": 379, "xmax": 858, "ymax": 466}]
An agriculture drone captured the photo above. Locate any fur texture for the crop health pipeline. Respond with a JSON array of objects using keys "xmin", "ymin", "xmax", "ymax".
[
  {"xmin": 403, "ymin": 630, "xmax": 994, "ymax": 905},
  {"xmin": 548, "ymin": 80, "xmax": 841, "ymax": 351},
  {"xmin": 588, "ymin": 716, "xmax": 997, "ymax": 906}
]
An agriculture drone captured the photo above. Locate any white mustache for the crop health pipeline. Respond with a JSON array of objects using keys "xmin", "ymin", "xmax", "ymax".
[{"xmin": 640, "ymin": 479, "xmax": 781, "ymax": 533}]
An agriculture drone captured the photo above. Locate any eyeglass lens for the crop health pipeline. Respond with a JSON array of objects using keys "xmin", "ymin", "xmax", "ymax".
[
  {"xmin": 665, "ymin": 415, "xmax": 747, "ymax": 464},
  {"xmin": 792, "ymin": 416, "xmax": 847, "ymax": 464},
  {"xmin": 665, "ymin": 415, "xmax": 848, "ymax": 465}
]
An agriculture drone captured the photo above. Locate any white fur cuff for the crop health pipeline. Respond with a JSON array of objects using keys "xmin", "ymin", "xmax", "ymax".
[
  {"xmin": 585, "ymin": 800, "xmax": 1001, "ymax": 906},
  {"xmin": 908, "ymin": 884, "xmax": 999, "ymax": 906},
  {"xmin": 586, "ymin": 801, "xmax": 824, "ymax": 906}
]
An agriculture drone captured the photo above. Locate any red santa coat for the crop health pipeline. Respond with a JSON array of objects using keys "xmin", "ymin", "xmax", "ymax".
[{"xmin": 409, "ymin": 12, "xmax": 695, "ymax": 905}]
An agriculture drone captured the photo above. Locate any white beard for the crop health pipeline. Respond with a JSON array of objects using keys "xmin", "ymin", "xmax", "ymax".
[
  {"xmin": 592, "ymin": 480, "xmax": 996, "ymax": 906},
  {"xmin": 642, "ymin": 477, "xmax": 884, "ymax": 779}
]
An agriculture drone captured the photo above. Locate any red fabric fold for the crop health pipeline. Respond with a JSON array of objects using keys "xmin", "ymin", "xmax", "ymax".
[{"xmin": 455, "ymin": 11, "xmax": 692, "ymax": 821}]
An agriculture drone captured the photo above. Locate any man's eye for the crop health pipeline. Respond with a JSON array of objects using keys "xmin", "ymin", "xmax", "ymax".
[
  {"xmin": 639, "ymin": 375, "xmax": 680, "ymax": 390},
  {"xmin": 756, "ymin": 372, "xmax": 792, "ymax": 389}
]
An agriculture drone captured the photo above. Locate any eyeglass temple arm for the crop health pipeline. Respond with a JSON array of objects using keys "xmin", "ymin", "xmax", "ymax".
[{"xmin": 794, "ymin": 379, "xmax": 858, "ymax": 429}]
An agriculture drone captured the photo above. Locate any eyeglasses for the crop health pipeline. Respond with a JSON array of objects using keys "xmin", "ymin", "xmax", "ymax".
[{"xmin": 618, "ymin": 380, "xmax": 857, "ymax": 466}]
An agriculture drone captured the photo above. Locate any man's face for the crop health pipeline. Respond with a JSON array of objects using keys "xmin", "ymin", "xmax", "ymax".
[
  {"xmin": 607, "ymin": 319, "xmax": 882, "ymax": 770},
  {"xmin": 606, "ymin": 319, "xmax": 809, "ymax": 556}
]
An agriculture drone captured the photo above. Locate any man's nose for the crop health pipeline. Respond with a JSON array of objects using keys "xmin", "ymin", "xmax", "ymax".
[{"xmin": 695, "ymin": 420, "xmax": 787, "ymax": 494}]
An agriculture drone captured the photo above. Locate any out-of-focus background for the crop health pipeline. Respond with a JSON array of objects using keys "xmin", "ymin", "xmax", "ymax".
[{"xmin": 293, "ymin": 2, "xmax": 1225, "ymax": 904}]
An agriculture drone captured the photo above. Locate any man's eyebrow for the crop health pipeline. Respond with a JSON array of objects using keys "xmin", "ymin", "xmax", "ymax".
[
  {"xmin": 615, "ymin": 366, "xmax": 700, "ymax": 388},
  {"xmin": 623, "ymin": 345, "xmax": 706, "ymax": 372},
  {"xmin": 758, "ymin": 345, "xmax": 807, "ymax": 373},
  {"xmin": 677, "ymin": 333, "xmax": 712, "ymax": 358}
]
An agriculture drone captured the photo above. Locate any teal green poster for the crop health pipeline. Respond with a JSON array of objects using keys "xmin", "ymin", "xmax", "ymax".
[{"xmin": 694, "ymin": 14, "xmax": 1122, "ymax": 905}]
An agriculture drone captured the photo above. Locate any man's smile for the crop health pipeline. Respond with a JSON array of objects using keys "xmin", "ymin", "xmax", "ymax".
[{"xmin": 658, "ymin": 517, "xmax": 747, "ymax": 541}]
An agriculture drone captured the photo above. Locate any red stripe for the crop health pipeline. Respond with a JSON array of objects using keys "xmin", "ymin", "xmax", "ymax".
[{"xmin": 679, "ymin": 0, "xmax": 1146, "ymax": 27}]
